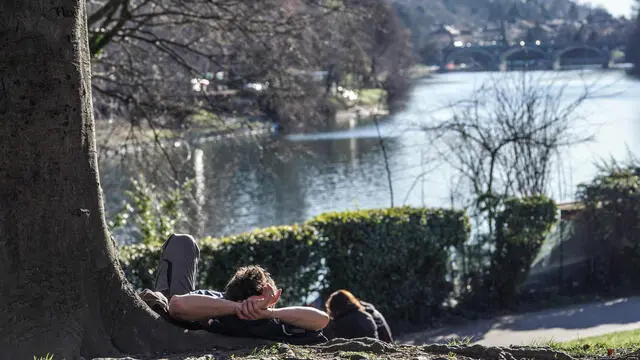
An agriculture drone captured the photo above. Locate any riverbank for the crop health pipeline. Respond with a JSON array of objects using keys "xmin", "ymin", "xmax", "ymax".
[
  {"xmin": 95, "ymin": 115, "xmax": 272, "ymax": 158},
  {"xmin": 330, "ymin": 66, "xmax": 436, "ymax": 131},
  {"xmin": 95, "ymin": 65, "xmax": 436, "ymax": 147}
]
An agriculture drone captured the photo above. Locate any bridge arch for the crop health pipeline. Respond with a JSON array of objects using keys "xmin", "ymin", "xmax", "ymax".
[
  {"xmin": 443, "ymin": 47, "xmax": 498, "ymax": 71},
  {"xmin": 554, "ymin": 45, "xmax": 608, "ymax": 68},
  {"xmin": 500, "ymin": 46, "xmax": 549, "ymax": 62}
]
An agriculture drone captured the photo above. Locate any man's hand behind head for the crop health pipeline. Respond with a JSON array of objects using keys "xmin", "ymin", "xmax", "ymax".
[
  {"xmin": 263, "ymin": 282, "xmax": 282, "ymax": 308},
  {"xmin": 235, "ymin": 283, "xmax": 282, "ymax": 320}
]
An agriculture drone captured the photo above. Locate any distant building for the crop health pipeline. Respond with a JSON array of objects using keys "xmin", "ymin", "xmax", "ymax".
[
  {"xmin": 428, "ymin": 25, "xmax": 461, "ymax": 47},
  {"xmin": 587, "ymin": 8, "xmax": 614, "ymax": 24}
]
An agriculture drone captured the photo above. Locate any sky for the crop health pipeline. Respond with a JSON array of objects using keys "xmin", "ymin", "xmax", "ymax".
[{"xmin": 577, "ymin": 0, "xmax": 635, "ymax": 18}]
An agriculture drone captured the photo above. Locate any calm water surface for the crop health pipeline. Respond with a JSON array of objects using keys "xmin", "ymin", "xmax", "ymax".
[{"xmin": 100, "ymin": 70, "xmax": 640, "ymax": 243}]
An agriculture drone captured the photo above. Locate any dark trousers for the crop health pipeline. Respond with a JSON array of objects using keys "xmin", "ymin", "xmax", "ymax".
[{"xmin": 153, "ymin": 234, "xmax": 200, "ymax": 298}]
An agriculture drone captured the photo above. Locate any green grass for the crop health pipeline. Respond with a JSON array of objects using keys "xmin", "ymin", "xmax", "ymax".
[
  {"xmin": 545, "ymin": 329, "xmax": 640, "ymax": 358},
  {"xmin": 248, "ymin": 344, "xmax": 281, "ymax": 357},
  {"xmin": 357, "ymin": 88, "xmax": 387, "ymax": 106},
  {"xmin": 190, "ymin": 109, "xmax": 224, "ymax": 128},
  {"xmin": 34, "ymin": 354, "xmax": 54, "ymax": 360},
  {"xmin": 340, "ymin": 351, "xmax": 371, "ymax": 360},
  {"xmin": 408, "ymin": 64, "xmax": 434, "ymax": 80},
  {"xmin": 446, "ymin": 336, "xmax": 473, "ymax": 346},
  {"xmin": 329, "ymin": 95, "xmax": 351, "ymax": 110}
]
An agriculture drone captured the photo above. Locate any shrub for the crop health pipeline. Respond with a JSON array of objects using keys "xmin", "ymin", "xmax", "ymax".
[
  {"xmin": 309, "ymin": 207, "xmax": 470, "ymax": 326},
  {"xmin": 119, "ymin": 224, "xmax": 322, "ymax": 306},
  {"xmin": 488, "ymin": 195, "xmax": 557, "ymax": 307},
  {"xmin": 576, "ymin": 164, "xmax": 640, "ymax": 291},
  {"xmin": 456, "ymin": 195, "xmax": 557, "ymax": 311},
  {"xmin": 119, "ymin": 243, "xmax": 164, "ymax": 291},
  {"xmin": 196, "ymin": 225, "xmax": 324, "ymax": 306},
  {"xmin": 110, "ymin": 175, "xmax": 192, "ymax": 245},
  {"xmin": 119, "ymin": 206, "xmax": 471, "ymax": 321}
]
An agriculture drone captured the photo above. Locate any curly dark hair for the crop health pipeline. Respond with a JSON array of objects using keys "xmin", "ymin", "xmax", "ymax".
[{"xmin": 224, "ymin": 265, "xmax": 277, "ymax": 302}]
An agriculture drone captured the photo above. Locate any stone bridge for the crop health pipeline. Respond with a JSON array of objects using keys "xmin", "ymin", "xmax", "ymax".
[{"xmin": 440, "ymin": 42, "xmax": 627, "ymax": 71}]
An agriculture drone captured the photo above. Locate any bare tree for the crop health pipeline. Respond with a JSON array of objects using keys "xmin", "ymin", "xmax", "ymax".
[
  {"xmin": 424, "ymin": 72, "xmax": 594, "ymax": 232},
  {"xmin": 89, "ymin": 0, "xmax": 325, "ymax": 124},
  {"xmin": 88, "ymin": 0, "xmax": 413, "ymax": 134}
]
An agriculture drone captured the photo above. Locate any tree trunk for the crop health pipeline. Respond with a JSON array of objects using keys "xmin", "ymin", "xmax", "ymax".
[{"xmin": 0, "ymin": 2, "xmax": 269, "ymax": 358}]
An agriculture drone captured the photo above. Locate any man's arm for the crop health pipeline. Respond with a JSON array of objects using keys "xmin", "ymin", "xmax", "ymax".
[
  {"xmin": 236, "ymin": 296, "xmax": 328, "ymax": 331},
  {"xmin": 169, "ymin": 287, "xmax": 329, "ymax": 331},
  {"xmin": 168, "ymin": 293, "xmax": 240, "ymax": 321},
  {"xmin": 236, "ymin": 284, "xmax": 329, "ymax": 331},
  {"xmin": 267, "ymin": 306, "xmax": 329, "ymax": 331}
]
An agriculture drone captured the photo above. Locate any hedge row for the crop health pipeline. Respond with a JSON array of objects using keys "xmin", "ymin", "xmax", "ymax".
[
  {"xmin": 119, "ymin": 225, "xmax": 323, "ymax": 306},
  {"xmin": 310, "ymin": 208, "xmax": 469, "ymax": 325},
  {"xmin": 118, "ymin": 207, "xmax": 470, "ymax": 325},
  {"xmin": 576, "ymin": 165, "xmax": 640, "ymax": 291},
  {"xmin": 454, "ymin": 195, "xmax": 558, "ymax": 312}
]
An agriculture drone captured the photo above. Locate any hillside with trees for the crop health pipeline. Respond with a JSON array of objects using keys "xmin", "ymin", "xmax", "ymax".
[
  {"xmin": 390, "ymin": 0, "xmax": 587, "ymax": 29},
  {"xmin": 88, "ymin": 0, "xmax": 413, "ymax": 134},
  {"xmin": 388, "ymin": 0, "xmax": 620, "ymax": 62}
]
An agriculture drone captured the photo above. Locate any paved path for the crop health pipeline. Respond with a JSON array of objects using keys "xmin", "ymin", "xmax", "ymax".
[{"xmin": 400, "ymin": 297, "xmax": 640, "ymax": 346}]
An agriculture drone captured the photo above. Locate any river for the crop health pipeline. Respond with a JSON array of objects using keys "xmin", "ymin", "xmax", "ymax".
[{"xmin": 100, "ymin": 70, "xmax": 640, "ymax": 243}]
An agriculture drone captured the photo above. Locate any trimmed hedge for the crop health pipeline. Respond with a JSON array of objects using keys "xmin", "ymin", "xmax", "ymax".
[
  {"xmin": 197, "ymin": 225, "xmax": 324, "ymax": 306},
  {"xmin": 119, "ymin": 225, "xmax": 322, "ymax": 306},
  {"xmin": 118, "ymin": 207, "xmax": 469, "ymax": 322},
  {"xmin": 309, "ymin": 207, "xmax": 470, "ymax": 326},
  {"xmin": 119, "ymin": 243, "xmax": 163, "ymax": 291}
]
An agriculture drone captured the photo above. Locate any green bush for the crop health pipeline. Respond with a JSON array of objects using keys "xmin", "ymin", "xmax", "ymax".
[
  {"xmin": 196, "ymin": 225, "xmax": 324, "ymax": 306},
  {"xmin": 456, "ymin": 196, "xmax": 557, "ymax": 311},
  {"xmin": 119, "ymin": 243, "xmax": 164, "ymax": 291},
  {"xmin": 119, "ymin": 225, "xmax": 322, "ymax": 306},
  {"xmin": 488, "ymin": 195, "xmax": 557, "ymax": 307},
  {"xmin": 110, "ymin": 175, "xmax": 192, "ymax": 245},
  {"xmin": 119, "ymin": 207, "xmax": 471, "ymax": 322},
  {"xmin": 309, "ymin": 207, "xmax": 470, "ymax": 326},
  {"xmin": 577, "ymin": 164, "xmax": 640, "ymax": 291}
]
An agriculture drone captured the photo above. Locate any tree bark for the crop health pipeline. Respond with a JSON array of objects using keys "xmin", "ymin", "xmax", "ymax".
[{"xmin": 0, "ymin": 1, "xmax": 269, "ymax": 358}]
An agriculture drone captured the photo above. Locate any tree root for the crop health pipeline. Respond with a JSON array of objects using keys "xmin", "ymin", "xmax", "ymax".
[
  {"xmin": 618, "ymin": 349, "xmax": 640, "ymax": 359},
  {"xmin": 313, "ymin": 338, "xmax": 396, "ymax": 354},
  {"xmin": 107, "ymin": 308, "xmax": 276, "ymax": 359},
  {"xmin": 422, "ymin": 344, "xmax": 576, "ymax": 360}
]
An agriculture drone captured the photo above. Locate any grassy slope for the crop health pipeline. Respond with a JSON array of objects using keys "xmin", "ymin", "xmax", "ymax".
[{"xmin": 549, "ymin": 329, "xmax": 640, "ymax": 358}]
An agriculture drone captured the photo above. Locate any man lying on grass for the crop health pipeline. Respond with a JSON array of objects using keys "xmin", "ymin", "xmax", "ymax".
[{"xmin": 139, "ymin": 234, "xmax": 329, "ymax": 344}]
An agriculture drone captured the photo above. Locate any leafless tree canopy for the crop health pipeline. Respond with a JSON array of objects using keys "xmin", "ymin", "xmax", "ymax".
[
  {"xmin": 88, "ymin": 0, "xmax": 413, "ymax": 131},
  {"xmin": 424, "ymin": 72, "xmax": 594, "ymax": 229}
]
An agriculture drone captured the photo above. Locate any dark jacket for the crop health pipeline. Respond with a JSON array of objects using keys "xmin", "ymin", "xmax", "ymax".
[
  {"xmin": 361, "ymin": 301, "xmax": 393, "ymax": 343},
  {"xmin": 142, "ymin": 289, "xmax": 327, "ymax": 345},
  {"xmin": 208, "ymin": 316, "xmax": 327, "ymax": 345},
  {"xmin": 192, "ymin": 290, "xmax": 327, "ymax": 345},
  {"xmin": 324, "ymin": 307, "xmax": 378, "ymax": 340}
]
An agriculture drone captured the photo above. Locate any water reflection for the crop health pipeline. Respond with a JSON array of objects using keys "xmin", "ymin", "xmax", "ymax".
[{"xmin": 100, "ymin": 70, "xmax": 640, "ymax": 243}]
